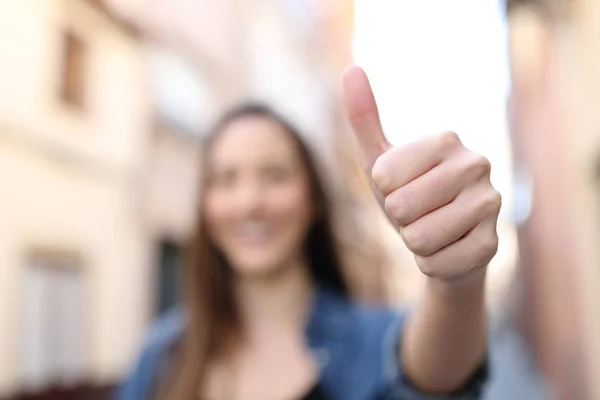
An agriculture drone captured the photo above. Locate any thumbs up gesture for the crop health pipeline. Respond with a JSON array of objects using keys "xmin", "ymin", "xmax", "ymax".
[{"xmin": 343, "ymin": 66, "xmax": 501, "ymax": 281}]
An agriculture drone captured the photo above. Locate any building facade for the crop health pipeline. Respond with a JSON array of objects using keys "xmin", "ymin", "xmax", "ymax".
[
  {"xmin": 0, "ymin": 0, "xmax": 152, "ymax": 397},
  {"xmin": 507, "ymin": 0, "xmax": 600, "ymax": 398}
]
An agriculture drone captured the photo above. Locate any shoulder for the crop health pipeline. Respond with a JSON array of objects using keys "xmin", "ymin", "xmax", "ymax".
[
  {"xmin": 310, "ymin": 289, "xmax": 410, "ymax": 399},
  {"xmin": 314, "ymin": 291, "xmax": 488, "ymax": 400},
  {"xmin": 348, "ymin": 299, "xmax": 410, "ymax": 385},
  {"xmin": 352, "ymin": 301, "xmax": 409, "ymax": 338},
  {"xmin": 313, "ymin": 288, "xmax": 408, "ymax": 343},
  {"xmin": 116, "ymin": 307, "xmax": 186, "ymax": 400},
  {"xmin": 144, "ymin": 306, "xmax": 186, "ymax": 351}
]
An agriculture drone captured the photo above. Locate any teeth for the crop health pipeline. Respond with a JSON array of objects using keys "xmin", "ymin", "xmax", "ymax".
[{"xmin": 237, "ymin": 223, "xmax": 269, "ymax": 241}]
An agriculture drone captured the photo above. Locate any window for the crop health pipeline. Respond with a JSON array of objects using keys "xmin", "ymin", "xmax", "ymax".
[
  {"xmin": 19, "ymin": 252, "xmax": 87, "ymax": 392},
  {"xmin": 156, "ymin": 241, "xmax": 182, "ymax": 316},
  {"xmin": 60, "ymin": 30, "xmax": 86, "ymax": 108}
]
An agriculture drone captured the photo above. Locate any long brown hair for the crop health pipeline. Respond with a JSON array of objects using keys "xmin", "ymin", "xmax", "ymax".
[{"xmin": 160, "ymin": 103, "xmax": 350, "ymax": 399}]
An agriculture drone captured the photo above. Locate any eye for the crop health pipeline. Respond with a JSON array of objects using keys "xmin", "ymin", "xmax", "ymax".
[
  {"xmin": 208, "ymin": 169, "xmax": 236, "ymax": 188},
  {"xmin": 261, "ymin": 165, "xmax": 290, "ymax": 183}
]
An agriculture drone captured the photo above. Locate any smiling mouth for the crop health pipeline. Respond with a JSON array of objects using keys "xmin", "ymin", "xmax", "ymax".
[{"xmin": 234, "ymin": 222, "xmax": 274, "ymax": 245}]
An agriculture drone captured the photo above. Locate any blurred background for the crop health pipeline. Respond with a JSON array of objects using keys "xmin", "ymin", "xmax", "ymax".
[{"xmin": 0, "ymin": 0, "xmax": 599, "ymax": 399}]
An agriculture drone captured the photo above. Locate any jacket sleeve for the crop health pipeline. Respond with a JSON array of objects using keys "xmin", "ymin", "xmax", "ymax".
[{"xmin": 369, "ymin": 308, "xmax": 489, "ymax": 400}]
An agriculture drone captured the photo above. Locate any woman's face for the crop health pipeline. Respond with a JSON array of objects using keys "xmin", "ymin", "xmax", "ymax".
[{"xmin": 203, "ymin": 115, "xmax": 315, "ymax": 277}]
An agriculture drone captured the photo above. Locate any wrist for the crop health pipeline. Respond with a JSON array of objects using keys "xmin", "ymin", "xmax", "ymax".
[{"xmin": 425, "ymin": 266, "xmax": 487, "ymax": 297}]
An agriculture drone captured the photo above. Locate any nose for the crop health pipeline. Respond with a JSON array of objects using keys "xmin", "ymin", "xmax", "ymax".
[{"xmin": 235, "ymin": 180, "xmax": 265, "ymax": 216}]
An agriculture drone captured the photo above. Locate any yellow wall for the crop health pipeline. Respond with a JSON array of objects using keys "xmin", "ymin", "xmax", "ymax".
[
  {"xmin": 508, "ymin": 2, "xmax": 600, "ymax": 397},
  {"xmin": 559, "ymin": 0, "xmax": 600, "ymax": 396},
  {"xmin": 0, "ymin": 0, "xmax": 152, "ymax": 395}
]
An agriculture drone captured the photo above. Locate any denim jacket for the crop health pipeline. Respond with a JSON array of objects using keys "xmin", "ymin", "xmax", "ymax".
[{"xmin": 117, "ymin": 288, "xmax": 487, "ymax": 400}]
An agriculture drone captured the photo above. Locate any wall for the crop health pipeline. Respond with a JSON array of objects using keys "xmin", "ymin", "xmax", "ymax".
[
  {"xmin": 558, "ymin": 0, "xmax": 600, "ymax": 396},
  {"xmin": 0, "ymin": 0, "xmax": 151, "ymax": 395},
  {"xmin": 507, "ymin": 1, "xmax": 600, "ymax": 397}
]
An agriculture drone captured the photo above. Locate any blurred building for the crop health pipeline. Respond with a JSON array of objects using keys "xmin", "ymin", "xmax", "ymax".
[
  {"xmin": 507, "ymin": 0, "xmax": 600, "ymax": 398},
  {"xmin": 0, "ymin": 0, "xmax": 152, "ymax": 397}
]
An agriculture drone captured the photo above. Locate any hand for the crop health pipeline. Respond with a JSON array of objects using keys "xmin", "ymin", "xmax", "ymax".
[{"xmin": 342, "ymin": 65, "xmax": 501, "ymax": 281}]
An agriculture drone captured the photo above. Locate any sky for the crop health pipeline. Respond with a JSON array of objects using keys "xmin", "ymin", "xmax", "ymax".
[{"xmin": 352, "ymin": 0, "xmax": 512, "ymax": 197}]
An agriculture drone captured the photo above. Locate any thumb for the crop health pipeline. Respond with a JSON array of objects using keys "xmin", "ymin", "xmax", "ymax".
[{"xmin": 342, "ymin": 65, "xmax": 391, "ymax": 173}]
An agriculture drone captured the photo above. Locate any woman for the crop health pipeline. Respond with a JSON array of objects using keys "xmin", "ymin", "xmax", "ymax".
[{"xmin": 119, "ymin": 66, "xmax": 499, "ymax": 400}]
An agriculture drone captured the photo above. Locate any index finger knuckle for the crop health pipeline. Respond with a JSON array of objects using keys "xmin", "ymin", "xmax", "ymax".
[{"xmin": 438, "ymin": 131, "xmax": 462, "ymax": 154}]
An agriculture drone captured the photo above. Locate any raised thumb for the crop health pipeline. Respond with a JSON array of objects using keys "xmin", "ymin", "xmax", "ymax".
[{"xmin": 342, "ymin": 65, "xmax": 391, "ymax": 173}]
